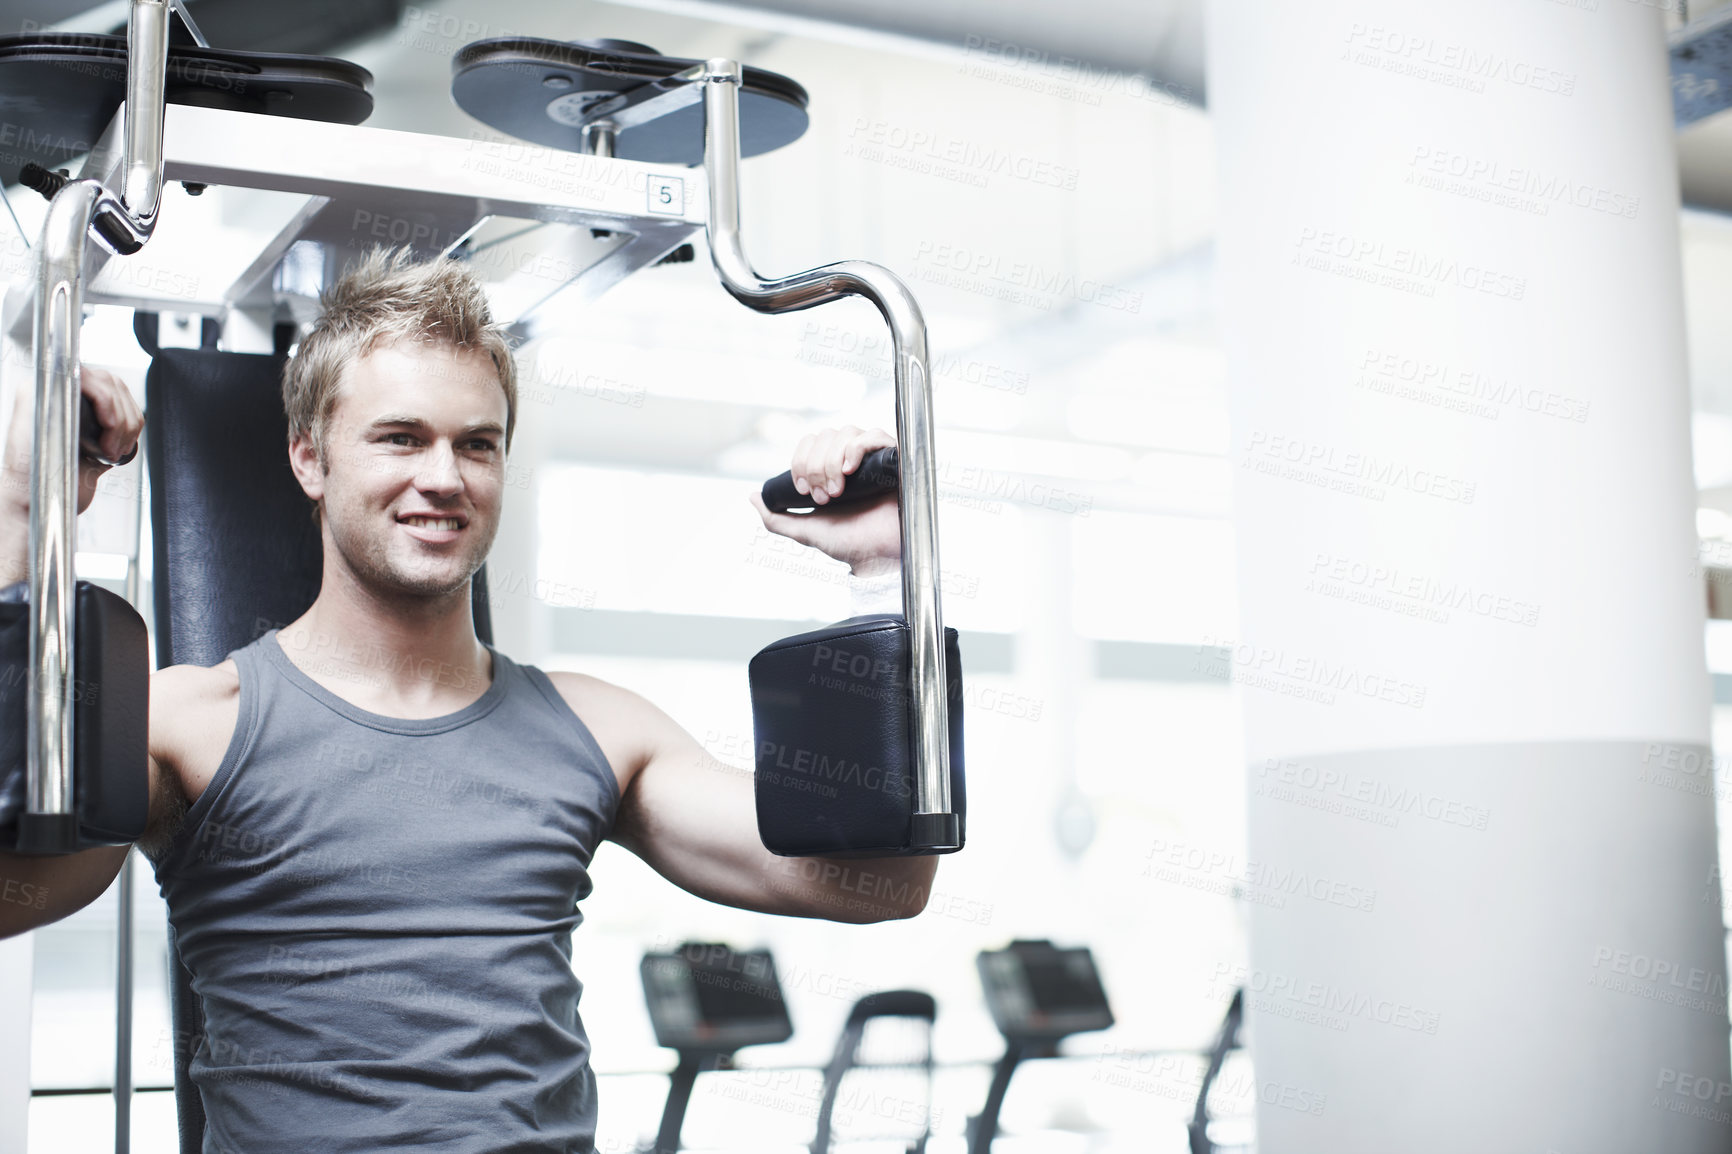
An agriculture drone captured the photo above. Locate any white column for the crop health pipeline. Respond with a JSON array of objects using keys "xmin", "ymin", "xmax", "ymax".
[
  {"xmin": 0, "ymin": 932, "xmax": 32, "ymax": 1154},
  {"xmin": 1018, "ymin": 509, "xmax": 1092, "ymax": 868},
  {"xmin": 1208, "ymin": 3, "xmax": 1726, "ymax": 1149}
]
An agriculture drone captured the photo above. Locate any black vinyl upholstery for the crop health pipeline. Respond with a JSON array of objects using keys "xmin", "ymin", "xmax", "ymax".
[
  {"xmin": 140, "ymin": 313, "xmax": 492, "ymax": 1153},
  {"xmin": 750, "ymin": 616, "xmax": 964, "ymax": 858}
]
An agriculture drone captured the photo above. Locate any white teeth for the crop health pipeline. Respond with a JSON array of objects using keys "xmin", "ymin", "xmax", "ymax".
[{"xmin": 404, "ymin": 517, "xmax": 460, "ymax": 531}]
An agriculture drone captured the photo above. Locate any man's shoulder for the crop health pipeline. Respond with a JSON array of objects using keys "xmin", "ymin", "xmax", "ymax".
[
  {"xmin": 152, "ymin": 657, "xmax": 241, "ymax": 708},
  {"xmin": 539, "ymin": 669, "xmax": 674, "ymax": 793},
  {"xmin": 150, "ymin": 659, "xmax": 243, "ymax": 792}
]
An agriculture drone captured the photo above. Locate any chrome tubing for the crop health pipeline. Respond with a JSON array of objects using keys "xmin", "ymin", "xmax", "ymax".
[
  {"xmin": 21, "ymin": 0, "xmax": 169, "ymax": 851},
  {"xmin": 122, "ymin": 0, "xmax": 170, "ymax": 234},
  {"xmin": 699, "ymin": 59, "xmax": 956, "ymax": 848}
]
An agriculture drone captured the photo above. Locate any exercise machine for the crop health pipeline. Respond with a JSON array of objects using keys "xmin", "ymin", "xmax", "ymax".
[
  {"xmin": 4, "ymin": 4, "xmax": 964, "ymax": 862},
  {"xmin": 639, "ymin": 942, "xmax": 794, "ymax": 1154},
  {"xmin": 810, "ymin": 989, "xmax": 937, "ymax": 1154},
  {"xmin": 970, "ymin": 939, "xmax": 1115, "ymax": 1154},
  {"xmin": 0, "ymin": 3, "xmax": 964, "ymax": 1151},
  {"xmin": 1188, "ymin": 988, "xmax": 1247, "ymax": 1154},
  {"xmin": 451, "ymin": 34, "xmax": 965, "ymax": 860}
]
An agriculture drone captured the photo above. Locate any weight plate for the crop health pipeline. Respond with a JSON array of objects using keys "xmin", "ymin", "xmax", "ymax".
[
  {"xmin": 0, "ymin": 36, "xmax": 374, "ymax": 186},
  {"xmin": 451, "ymin": 37, "xmax": 809, "ymax": 166}
]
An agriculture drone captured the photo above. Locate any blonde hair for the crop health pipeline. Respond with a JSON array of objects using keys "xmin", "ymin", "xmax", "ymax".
[{"xmin": 282, "ymin": 247, "xmax": 517, "ymax": 463}]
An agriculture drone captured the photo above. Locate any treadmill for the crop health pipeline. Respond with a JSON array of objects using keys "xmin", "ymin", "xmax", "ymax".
[
  {"xmin": 639, "ymin": 941, "xmax": 794, "ymax": 1154},
  {"xmin": 970, "ymin": 939, "xmax": 1116, "ymax": 1154}
]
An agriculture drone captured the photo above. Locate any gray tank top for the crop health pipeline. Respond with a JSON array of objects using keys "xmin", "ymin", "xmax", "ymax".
[{"xmin": 154, "ymin": 630, "xmax": 621, "ymax": 1154}]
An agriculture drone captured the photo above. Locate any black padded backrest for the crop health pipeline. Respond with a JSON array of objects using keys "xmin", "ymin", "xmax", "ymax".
[
  {"xmin": 140, "ymin": 313, "xmax": 492, "ymax": 1154},
  {"xmin": 143, "ymin": 315, "xmax": 324, "ymax": 667}
]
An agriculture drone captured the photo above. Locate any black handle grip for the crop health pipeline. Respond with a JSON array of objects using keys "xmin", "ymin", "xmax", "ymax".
[
  {"xmin": 78, "ymin": 395, "xmax": 137, "ymax": 468},
  {"xmin": 761, "ymin": 446, "xmax": 899, "ymax": 513}
]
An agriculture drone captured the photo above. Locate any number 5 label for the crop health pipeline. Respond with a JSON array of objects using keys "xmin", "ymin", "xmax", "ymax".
[{"xmin": 647, "ymin": 176, "xmax": 684, "ymax": 216}]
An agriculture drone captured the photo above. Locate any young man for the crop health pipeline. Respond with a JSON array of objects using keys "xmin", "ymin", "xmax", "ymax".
[{"xmin": 0, "ymin": 249, "xmax": 936, "ymax": 1152}]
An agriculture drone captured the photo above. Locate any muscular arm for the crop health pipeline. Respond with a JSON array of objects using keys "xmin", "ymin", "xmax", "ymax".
[
  {"xmin": 0, "ymin": 754, "xmax": 179, "ymax": 939},
  {"xmin": 0, "ymin": 657, "xmax": 230, "ymax": 941},
  {"xmin": 558, "ymin": 673, "xmax": 937, "ymax": 923},
  {"xmin": 0, "ymin": 365, "xmax": 158, "ymax": 937}
]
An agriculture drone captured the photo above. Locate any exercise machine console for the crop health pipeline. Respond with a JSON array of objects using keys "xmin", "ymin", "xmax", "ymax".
[
  {"xmin": 969, "ymin": 940, "xmax": 1115, "ymax": 1154},
  {"xmin": 639, "ymin": 941, "xmax": 794, "ymax": 1153}
]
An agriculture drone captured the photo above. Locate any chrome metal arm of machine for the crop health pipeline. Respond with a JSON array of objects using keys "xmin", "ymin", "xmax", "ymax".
[
  {"xmin": 20, "ymin": 0, "xmax": 170, "ymax": 852},
  {"xmin": 699, "ymin": 58, "xmax": 955, "ymax": 846}
]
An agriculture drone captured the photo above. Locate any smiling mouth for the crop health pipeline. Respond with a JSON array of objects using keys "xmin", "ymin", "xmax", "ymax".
[{"xmin": 399, "ymin": 516, "xmax": 464, "ymax": 531}]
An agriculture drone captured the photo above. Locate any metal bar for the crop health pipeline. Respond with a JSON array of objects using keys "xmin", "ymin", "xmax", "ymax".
[
  {"xmin": 168, "ymin": 0, "xmax": 210, "ymax": 47},
  {"xmin": 439, "ymin": 216, "xmax": 494, "ymax": 261},
  {"xmin": 502, "ymin": 222, "xmax": 700, "ymax": 344},
  {"xmin": 115, "ymin": 433, "xmax": 146, "ymax": 1154},
  {"xmin": 698, "ymin": 59, "xmax": 955, "ymax": 849},
  {"xmin": 122, "ymin": 2, "xmax": 170, "ymax": 233},
  {"xmin": 221, "ymin": 195, "xmax": 333, "ymax": 308},
  {"xmin": 0, "ymin": 184, "xmax": 27, "ymax": 252},
  {"xmin": 968, "ymin": 1042, "xmax": 1024, "ymax": 1154},
  {"xmin": 22, "ymin": 0, "xmax": 169, "ymax": 851},
  {"xmin": 651, "ymin": 1053, "xmax": 712, "ymax": 1154},
  {"xmin": 585, "ymin": 61, "xmax": 708, "ymax": 133},
  {"xmin": 23, "ymin": 181, "xmax": 96, "ymax": 846},
  {"xmin": 580, "ymin": 123, "xmax": 616, "ymax": 158},
  {"xmin": 114, "ymin": 852, "xmax": 135, "ymax": 1154}
]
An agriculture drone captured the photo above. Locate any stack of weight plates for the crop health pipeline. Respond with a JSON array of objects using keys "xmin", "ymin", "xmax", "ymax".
[{"xmin": 0, "ymin": 33, "xmax": 374, "ymax": 185}]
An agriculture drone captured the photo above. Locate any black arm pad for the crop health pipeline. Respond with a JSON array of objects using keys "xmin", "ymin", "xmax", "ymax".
[{"xmin": 0, "ymin": 580, "xmax": 151, "ymax": 852}]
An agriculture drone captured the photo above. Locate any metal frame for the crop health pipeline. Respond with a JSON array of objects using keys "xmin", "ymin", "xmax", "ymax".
[
  {"xmin": 9, "ymin": 12, "xmax": 959, "ymax": 1150},
  {"xmin": 20, "ymin": 0, "xmax": 169, "ymax": 853},
  {"xmin": 8, "ymin": 50, "xmax": 958, "ymax": 851},
  {"xmin": 698, "ymin": 59, "xmax": 956, "ymax": 848}
]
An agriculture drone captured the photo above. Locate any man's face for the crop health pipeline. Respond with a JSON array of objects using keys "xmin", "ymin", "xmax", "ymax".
[{"xmin": 291, "ymin": 340, "xmax": 508, "ymax": 603}]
